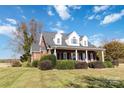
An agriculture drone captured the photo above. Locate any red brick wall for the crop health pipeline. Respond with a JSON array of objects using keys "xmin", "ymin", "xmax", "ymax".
[{"xmin": 31, "ymin": 51, "xmax": 48, "ymax": 61}]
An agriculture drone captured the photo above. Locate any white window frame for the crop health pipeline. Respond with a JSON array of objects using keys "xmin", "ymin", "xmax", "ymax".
[
  {"xmin": 71, "ymin": 37, "xmax": 77, "ymax": 44},
  {"xmin": 53, "ymin": 32, "xmax": 62, "ymax": 45},
  {"xmin": 84, "ymin": 40, "xmax": 87, "ymax": 46},
  {"xmin": 57, "ymin": 38, "xmax": 60, "ymax": 44}
]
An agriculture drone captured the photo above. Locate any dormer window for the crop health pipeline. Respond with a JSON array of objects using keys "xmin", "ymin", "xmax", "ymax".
[
  {"xmin": 57, "ymin": 38, "xmax": 60, "ymax": 44},
  {"xmin": 65, "ymin": 31, "xmax": 80, "ymax": 46},
  {"xmin": 84, "ymin": 40, "xmax": 86, "ymax": 46},
  {"xmin": 80, "ymin": 36, "xmax": 88, "ymax": 46},
  {"xmin": 53, "ymin": 32, "xmax": 62, "ymax": 45},
  {"xmin": 71, "ymin": 37, "xmax": 77, "ymax": 44}
]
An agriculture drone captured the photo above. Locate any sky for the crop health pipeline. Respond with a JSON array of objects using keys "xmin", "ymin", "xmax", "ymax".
[{"xmin": 0, "ymin": 5, "xmax": 124, "ymax": 59}]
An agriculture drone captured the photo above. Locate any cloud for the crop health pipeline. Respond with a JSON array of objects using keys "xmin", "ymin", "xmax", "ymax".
[
  {"xmin": 89, "ymin": 34, "xmax": 104, "ymax": 47},
  {"xmin": 16, "ymin": 6, "xmax": 23, "ymax": 13},
  {"xmin": 6, "ymin": 18, "xmax": 17, "ymax": 25},
  {"xmin": 51, "ymin": 27, "xmax": 64, "ymax": 33},
  {"xmin": 54, "ymin": 5, "xmax": 71, "ymax": 20},
  {"xmin": 88, "ymin": 15, "xmax": 101, "ymax": 20},
  {"xmin": 119, "ymin": 38, "xmax": 124, "ymax": 43},
  {"xmin": 0, "ymin": 25, "xmax": 16, "ymax": 38},
  {"xmin": 100, "ymin": 9, "xmax": 124, "ymax": 25},
  {"xmin": 88, "ymin": 15, "xmax": 95, "ymax": 20},
  {"xmin": 68, "ymin": 5, "xmax": 81, "ymax": 10},
  {"xmin": 48, "ymin": 10, "xmax": 54, "ymax": 16},
  {"xmin": 56, "ymin": 21, "xmax": 62, "ymax": 27},
  {"xmin": 93, "ymin": 5, "xmax": 110, "ymax": 13},
  {"xmin": 22, "ymin": 15, "xmax": 26, "ymax": 19}
]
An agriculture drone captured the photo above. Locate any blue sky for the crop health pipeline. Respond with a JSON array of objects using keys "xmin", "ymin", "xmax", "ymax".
[{"xmin": 0, "ymin": 5, "xmax": 124, "ymax": 59}]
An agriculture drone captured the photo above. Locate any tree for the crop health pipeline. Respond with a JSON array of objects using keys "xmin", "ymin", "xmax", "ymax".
[
  {"xmin": 103, "ymin": 40, "xmax": 124, "ymax": 61},
  {"xmin": 19, "ymin": 23, "xmax": 33, "ymax": 62},
  {"xmin": 11, "ymin": 19, "xmax": 42, "ymax": 63}
]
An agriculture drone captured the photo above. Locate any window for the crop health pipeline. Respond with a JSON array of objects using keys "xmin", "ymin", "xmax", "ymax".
[
  {"xmin": 82, "ymin": 53, "xmax": 85, "ymax": 60},
  {"xmin": 84, "ymin": 40, "xmax": 87, "ymax": 46},
  {"xmin": 71, "ymin": 52, "xmax": 76, "ymax": 60},
  {"xmin": 57, "ymin": 38, "xmax": 60, "ymax": 44},
  {"xmin": 71, "ymin": 37, "xmax": 77, "ymax": 44},
  {"xmin": 63, "ymin": 52, "xmax": 67, "ymax": 59}
]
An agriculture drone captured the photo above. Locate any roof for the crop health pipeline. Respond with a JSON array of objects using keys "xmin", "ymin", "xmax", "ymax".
[
  {"xmin": 31, "ymin": 33, "xmax": 41, "ymax": 51},
  {"xmin": 31, "ymin": 31, "xmax": 99, "ymax": 52}
]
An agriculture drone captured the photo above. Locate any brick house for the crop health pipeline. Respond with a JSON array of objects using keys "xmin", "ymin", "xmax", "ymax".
[{"xmin": 31, "ymin": 31, "xmax": 105, "ymax": 62}]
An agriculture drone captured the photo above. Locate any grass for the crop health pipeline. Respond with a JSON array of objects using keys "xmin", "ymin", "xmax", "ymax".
[{"xmin": 0, "ymin": 64, "xmax": 124, "ymax": 88}]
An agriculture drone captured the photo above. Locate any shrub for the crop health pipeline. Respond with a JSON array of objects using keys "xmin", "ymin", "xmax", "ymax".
[
  {"xmin": 11, "ymin": 61, "xmax": 22, "ymax": 67},
  {"xmin": 22, "ymin": 62, "xmax": 32, "ymax": 67},
  {"xmin": 32, "ymin": 60, "xmax": 39, "ymax": 67},
  {"xmin": 112, "ymin": 60, "xmax": 119, "ymax": 67},
  {"xmin": 75, "ymin": 61, "xmax": 88, "ymax": 69},
  {"xmin": 103, "ymin": 61, "xmax": 114, "ymax": 68},
  {"xmin": 88, "ymin": 62, "xmax": 105, "ymax": 68},
  {"xmin": 40, "ymin": 54, "xmax": 56, "ymax": 67},
  {"xmin": 38, "ymin": 60, "xmax": 52, "ymax": 70},
  {"xmin": 56, "ymin": 60, "xmax": 75, "ymax": 70}
]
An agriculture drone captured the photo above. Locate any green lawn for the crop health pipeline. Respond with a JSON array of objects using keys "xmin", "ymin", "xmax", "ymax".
[{"xmin": 0, "ymin": 64, "xmax": 124, "ymax": 88}]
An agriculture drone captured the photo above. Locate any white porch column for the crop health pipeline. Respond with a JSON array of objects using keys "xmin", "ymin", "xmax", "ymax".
[
  {"xmin": 75, "ymin": 50, "xmax": 78, "ymax": 61},
  {"xmin": 54, "ymin": 48, "xmax": 57, "ymax": 57},
  {"xmin": 85, "ymin": 50, "xmax": 88, "ymax": 62},
  {"xmin": 102, "ymin": 50, "xmax": 104, "ymax": 62}
]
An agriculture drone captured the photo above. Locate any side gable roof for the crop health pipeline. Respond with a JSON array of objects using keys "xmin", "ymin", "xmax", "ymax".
[{"xmin": 31, "ymin": 31, "xmax": 96, "ymax": 52}]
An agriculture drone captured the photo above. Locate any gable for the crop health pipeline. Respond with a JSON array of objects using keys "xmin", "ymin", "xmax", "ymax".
[
  {"xmin": 53, "ymin": 32, "xmax": 62, "ymax": 45},
  {"xmin": 66, "ymin": 31, "xmax": 80, "ymax": 46}
]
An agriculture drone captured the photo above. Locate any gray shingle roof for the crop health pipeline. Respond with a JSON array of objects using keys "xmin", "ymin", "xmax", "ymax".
[{"xmin": 31, "ymin": 31, "xmax": 96, "ymax": 52}]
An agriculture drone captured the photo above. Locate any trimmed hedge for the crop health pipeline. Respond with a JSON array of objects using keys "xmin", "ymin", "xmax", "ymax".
[
  {"xmin": 88, "ymin": 62, "xmax": 105, "ymax": 68},
  {"xmin": 32, "ymin": 60, "xmax": 39, "ymax": 67},
  {"xmin": 38, "ymin": 60, "xmax": 52, "ymax": 70},
  {"xmin": 103, "ymin": 61, "xmax": 114, "ymax": 68},
  {"xmin": 40, "ymin": 54, "xmax": 56, "ymax": 67},
  {"xmin": 56, "ymin": 60, "xmax": 75, "ymax": 70},
  {"xmin": 75, "ymin": 61, "xmax": 88, "ymax": 69},
  {"xmin": 11, "ymin": 61, "xmax": 22, "ymax": 67}
]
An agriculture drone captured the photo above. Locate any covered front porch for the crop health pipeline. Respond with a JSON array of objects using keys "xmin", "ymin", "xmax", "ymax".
[{"xmin": 49, "ymin": 46, "xmax": 105, "ymax": 62}]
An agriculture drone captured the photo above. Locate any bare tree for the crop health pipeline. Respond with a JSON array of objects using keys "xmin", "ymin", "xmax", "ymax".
[{"xmin": 10, "ymin": 19, "xmax": 42, "ymax": 62}]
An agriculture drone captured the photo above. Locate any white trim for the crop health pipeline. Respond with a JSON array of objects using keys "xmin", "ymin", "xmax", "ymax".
[
  {"xmin": 52, "ymin": 46, "xmax": 106, "ymax": 51},
  {"xmin": 66, "ymin": 31, "xmax": 80, "ymax": 46},
  {"xmin": 102, "ymin": 51, "xmax": 104, "ymax": 62},
  {"xmin": 53, "ymin": 32, "xmax": 62, "ymax": 45},
  {"xmin": 54, "ymin": 48, "xmax": 57, "ymax": 56},
  {"xmin": 75, "ymin": 49, "xmax": 78, "ymax": 61},
  {"xmin": 80, "ymin": 35, "xmax": 88, "ymax": 46},
  {"xmin": 39, "ymin": 33, "xmax": 42, "ymax": 46},
  {"xmin": 85, "ymin": 50, "xmax": 88, "ymax": 62}
]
